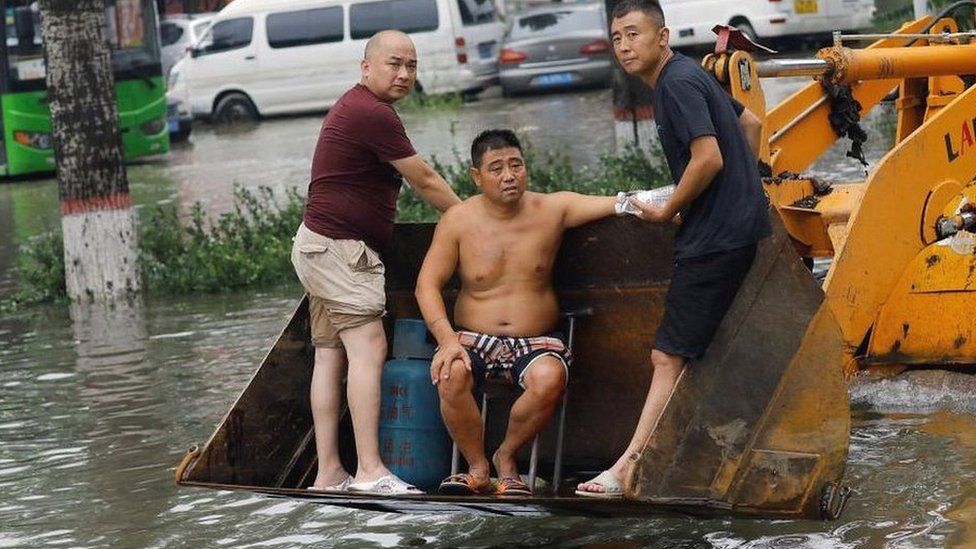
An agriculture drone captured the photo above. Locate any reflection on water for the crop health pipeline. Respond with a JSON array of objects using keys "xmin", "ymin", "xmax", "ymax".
[{"xmin": 1, "ymin": 285, "xmax": 975, "ymax": 548}]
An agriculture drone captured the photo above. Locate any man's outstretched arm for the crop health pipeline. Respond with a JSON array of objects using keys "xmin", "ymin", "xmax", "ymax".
[
  {"xmin": 392, "ymin": 155, "xmax": 462, "ymax": 213},
  {"xmin": 554, "ymin": 192, "xmax": 618, "ymax": 228},
  {"xmin": 414, "ymin": 211, "xmax": 471, "ymax": 383}
]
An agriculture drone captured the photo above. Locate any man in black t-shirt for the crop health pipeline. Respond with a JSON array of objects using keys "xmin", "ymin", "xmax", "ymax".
[{"xmin": 577, "ymin": 0, "xmax": 771, "ymax": 498}]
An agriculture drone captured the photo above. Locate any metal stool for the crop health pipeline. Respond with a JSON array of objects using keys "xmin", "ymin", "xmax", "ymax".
[{"xmin": 450, "ymin": 308, "xmax": 590, "ymax": 494}]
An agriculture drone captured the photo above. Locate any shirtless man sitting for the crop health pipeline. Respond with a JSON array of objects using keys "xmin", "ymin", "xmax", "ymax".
[{"xmin": 414, "ymin": 129, "xmax": 620, "ymax": 496}]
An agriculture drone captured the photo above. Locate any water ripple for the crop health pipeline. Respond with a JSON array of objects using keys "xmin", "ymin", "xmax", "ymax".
[{"xmin": 0, "ymin": 284, "xmax": 974, "ymax": 548}]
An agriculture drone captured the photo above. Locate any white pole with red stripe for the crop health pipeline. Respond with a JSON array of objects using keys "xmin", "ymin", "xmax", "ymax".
[{"xmin": 40, "ymin": 0, "xmax": 141, "ymax": 301}]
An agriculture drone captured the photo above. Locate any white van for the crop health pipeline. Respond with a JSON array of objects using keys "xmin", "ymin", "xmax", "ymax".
[
  {"xmin": 168, "ymin": 0, "xmax": 504, "ymax": 122},
  {"xmin": 661, "ymin": 0, "xmax": 875, "ymax": 48}
]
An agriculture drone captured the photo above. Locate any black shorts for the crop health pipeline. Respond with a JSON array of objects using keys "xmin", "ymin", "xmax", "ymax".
[{"xmin": 653, "ymin": 243, "xmax": 757, "ymax": 360}]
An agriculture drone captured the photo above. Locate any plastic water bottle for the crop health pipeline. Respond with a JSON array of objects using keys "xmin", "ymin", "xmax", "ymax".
[
  {"xmin": 620, "ymin": 185, "xmax": 675, "ymax": 215},
  {"xmin": 634, "ymin": 185, "xmax": 675, "ymax": 207}
]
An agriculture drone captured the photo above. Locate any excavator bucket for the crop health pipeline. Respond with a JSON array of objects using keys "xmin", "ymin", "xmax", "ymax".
[
  {"xmin": 629, "ymin": 214, "xmax": 850, "ymax": 518},
  {"xmin": 176, "ymin": 214, "xmax": 850, "ymax": 519}
]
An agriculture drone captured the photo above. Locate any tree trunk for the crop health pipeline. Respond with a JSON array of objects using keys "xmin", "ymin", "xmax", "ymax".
[
  {"xmin": 40, "ymin": 0, "xmax": 141, "ymax": 302},
  {"xmin": 604, "ymin": 0, "xmax": 657, "ymax": 153}
]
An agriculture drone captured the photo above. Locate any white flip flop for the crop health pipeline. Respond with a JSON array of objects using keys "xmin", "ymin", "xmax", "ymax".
[
  {"xmin": 574, "ymin": 470, "xmax": 625, "ymax": 499},
  {"xmin": 307, "ymin": 474, "xmax": 353, "ymax": 493},
  {"xmin": 347, "ymin": 474, "xmax": 423, "ymax": 496}
]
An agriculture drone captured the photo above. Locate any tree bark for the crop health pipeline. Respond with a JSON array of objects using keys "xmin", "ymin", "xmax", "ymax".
[
  {"xmin": 604, "ymin": 0, "xmax": 657, "ymax": 153},
  {"xmin": 40, "ymin": 0, "xmax": 141, "ymax": 301}
]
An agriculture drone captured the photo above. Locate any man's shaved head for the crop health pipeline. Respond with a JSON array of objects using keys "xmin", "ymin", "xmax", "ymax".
[
  {"xmin": 364, "ymin": 30, "xmax": 413, "ymax": 60},
  {"xmin": 360, "ymin": 30, "xmax": 418, "ymax": 102}
]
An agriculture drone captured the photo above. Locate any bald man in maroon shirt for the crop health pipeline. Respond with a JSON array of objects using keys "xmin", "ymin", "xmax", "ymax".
[{"xmin": 291, "ymin": 30, "xmax": 460, "ymax": 495}]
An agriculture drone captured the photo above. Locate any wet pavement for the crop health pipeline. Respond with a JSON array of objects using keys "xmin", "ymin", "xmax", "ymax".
[{"xmin": 1, "ymin": 79, "xmax": 972, "ymax": 548}]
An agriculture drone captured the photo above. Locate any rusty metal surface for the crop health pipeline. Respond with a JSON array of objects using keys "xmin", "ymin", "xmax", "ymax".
[
  {"xmin": 178, "ymin": 217, "xmax": 849, "ymax": 518},
  {"xmin": 384, "ymin": 219, "xmax": 676, "ymax": 470},
  {"xmin": 180, "ymin": 298, "xmax": 316, "ymax": 487},
  {"xmin": 629, "ymin": 215, "xmax": 850, "ymax": 518}
]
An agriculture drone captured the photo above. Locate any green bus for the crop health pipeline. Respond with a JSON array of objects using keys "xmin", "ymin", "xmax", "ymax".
[{"xmin": 1, "ymin": 0, "xmax": 168, "ymax": 177}]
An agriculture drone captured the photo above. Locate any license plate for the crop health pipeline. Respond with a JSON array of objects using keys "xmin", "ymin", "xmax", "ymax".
[
  {"xmin": 535, "ymin": 72, "xmax": 574, "ymax": 87},
  {"xmin": 795, "ymin": 0, "xmax": 818, "ymax": 14},
  {"xmin": 478, "ymin": 42, "xmax": 493, "ymax": 59},
  {"xmin": 167, "ymin": 118, "xmax": 179, "ymax": 133}
]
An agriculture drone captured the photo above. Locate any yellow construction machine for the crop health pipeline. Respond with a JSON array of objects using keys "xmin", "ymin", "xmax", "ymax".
[{"xmin": 705, "ymin": 4, "xmax": 976, "ymax": 376}]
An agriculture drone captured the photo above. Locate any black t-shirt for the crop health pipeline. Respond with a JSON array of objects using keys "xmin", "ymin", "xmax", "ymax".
[{"xmin": 654, "ymin": 52, "xmax": 772, "ymax": 259}]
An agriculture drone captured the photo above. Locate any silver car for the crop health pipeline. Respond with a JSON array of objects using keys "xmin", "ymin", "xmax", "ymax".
[
  {"xmin": 498, "ymin": 3, "xmax": 612, "ymax": 96},
  {"xmin": 160, "ymin": 13, "xmax": 214, "ymax": 80}
]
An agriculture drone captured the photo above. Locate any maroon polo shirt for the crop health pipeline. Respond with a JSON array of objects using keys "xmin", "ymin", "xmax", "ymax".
[{"xmin": 303, "ymin": 84, "xmax": 416, "ymax": 252}]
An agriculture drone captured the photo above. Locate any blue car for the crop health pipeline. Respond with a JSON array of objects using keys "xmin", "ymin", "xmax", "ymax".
[{"xmin": 167, "ymin": 92, "xmax": 192, "ymax": 143}]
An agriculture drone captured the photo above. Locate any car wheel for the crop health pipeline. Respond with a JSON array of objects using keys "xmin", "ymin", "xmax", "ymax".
[
  {"xmin": 731, "ymin": 19, "xmax": 758, "ymax": 43},
  {"xmin": 213, "ymin": 92, "xmax": 258, "ymax": 125}
]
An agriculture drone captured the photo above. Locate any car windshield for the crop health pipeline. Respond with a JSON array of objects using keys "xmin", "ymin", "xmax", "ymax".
[
  {"xmin": 509, "ymin": 8, "xmax": 602, "ymax": 39},
  {"xmin": 456, "ymin": 0, "xmax": 496, "ymax": 25},
  {"xmin": 4, "ymin": 0, "xmax": 160, "ymax": 90},
  {"xmin": 191, "ymin": 19, "xmax": 212, "ymax": 41}
]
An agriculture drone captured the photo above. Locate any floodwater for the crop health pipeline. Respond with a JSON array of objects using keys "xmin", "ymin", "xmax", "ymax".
[{"xmin": 2, "ymin": 80, "xmax": 974, "ymax": 548}]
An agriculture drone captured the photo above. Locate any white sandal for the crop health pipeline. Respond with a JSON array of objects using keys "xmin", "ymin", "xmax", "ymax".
[
  {"xmin": 575, "ymin": 470, "xmax": 625, "ymax": 498},
  {"xmin": 307, "ymin": 474, "xmax": 353, "ymax": 493},
  {"xmin": 347, "ymin": 474, "xmax": 423, "ymax": 495}
]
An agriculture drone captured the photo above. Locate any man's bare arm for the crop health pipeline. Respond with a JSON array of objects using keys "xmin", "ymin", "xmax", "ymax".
[
  {"xmin": 630, "ymin": 135, "xmax": 723, "ymax": 223},
  {"xmin": 554, "ymin": 192, "xmax": 617, "ymax": 229},
  {"xmin": 391, "ymin": 155, "xmax": 461, "ymax": 213},
  {"xmin": 414, "ymin": 211, "xmax": 471, "ymax": 382},
  {"xmin": 739, "ymin": 107, "xmax": 762, "ymax": 160}
]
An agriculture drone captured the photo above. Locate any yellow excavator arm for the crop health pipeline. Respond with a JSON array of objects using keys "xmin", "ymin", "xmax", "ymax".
[{"xmin": 704, "ymin": 13, "xmax": 976, "ymax": 374}]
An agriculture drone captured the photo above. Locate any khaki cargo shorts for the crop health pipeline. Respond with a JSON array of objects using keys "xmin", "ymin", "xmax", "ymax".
[{"xmin": 291, "ymin": 223, "xmax": 386, "ymax": 348}]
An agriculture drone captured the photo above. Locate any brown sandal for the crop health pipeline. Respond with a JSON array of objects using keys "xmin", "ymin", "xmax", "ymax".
[
  {"xmin": 437, "ymin": 473, "xmax": 492, "ymax": 495},
  {"xmin": 495, "ymin": 476, "xmax": 533, "ymax": 496}
]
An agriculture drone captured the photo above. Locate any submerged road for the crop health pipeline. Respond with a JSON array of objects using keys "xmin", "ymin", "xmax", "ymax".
[{"xmin": 2, "ymin": 81, "xmax": 973, "ymax": 547}]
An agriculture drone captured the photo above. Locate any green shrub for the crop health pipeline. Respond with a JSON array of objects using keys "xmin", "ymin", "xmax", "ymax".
[
  {"xmin": 397, "ymin": 143, "xmax": 670, "ymax": 222},
  {"xmin": 0, "ymin": 229, "xmax": 66, "ymax": 312},
  {"xmin": 139, "ymin": 185, "xmax": 305, "ymax": 294},
  {"xmin": 397, "ymin": 90, "xmax": 464, "ymax": 113},
  {"xmin": 872, "ymin": 0, "xmax": 975, "ymax": 32}
]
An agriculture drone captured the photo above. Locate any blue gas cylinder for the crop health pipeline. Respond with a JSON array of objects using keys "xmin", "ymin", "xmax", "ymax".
[{"xmin": 379, "ymin": 319, "xmax": 451, "ymax": 491}]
